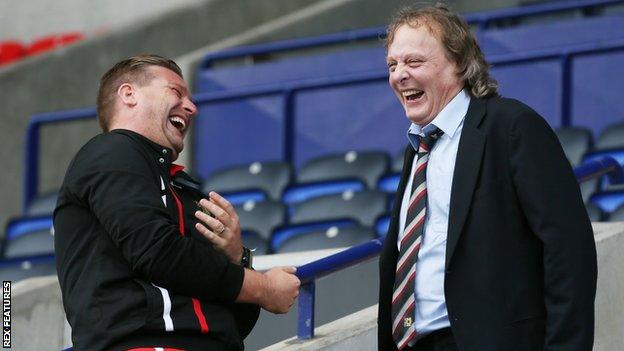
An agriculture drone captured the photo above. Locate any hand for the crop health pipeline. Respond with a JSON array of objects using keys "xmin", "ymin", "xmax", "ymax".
[
  {"xmin": 260, "ymin": 266, "xmax": 300, "ymax": 314},
  {"xmin": 194, "ymin": 191, "xmax": 243, "ymax": 264}
]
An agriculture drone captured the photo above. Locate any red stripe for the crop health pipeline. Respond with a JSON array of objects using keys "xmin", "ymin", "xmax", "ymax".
[
  {"xmin": 407, "ymin": 188, "xmax": 427, "ymax": 213},
  {"xmin": 169, "ymin": 163, "xmax": 185, "ymax": 176},
  {"xmin": 192, "ymin": 298, "xmax": 210, "ymax": 334},
  {"xmin": 415, "ymin": 159, "xmax": 428, "ymax": 175},
  {"xmin": 400, "ymin": 215, "xmax": 425, "ymax": 249},
  {"xmin": 168, "ymin": 185, "xmax": 185, "ymax": 236},
  {"xmin": 396, "ymin": 242, "xmax": 421, "ymax": 275},
  {"xmin": 398, "ymin": 329, "xmax": 418, "ymax": 351},
  {"xmin": 392, "ymin": 270, "xmax": 416, "ymax": 305},
  {"xmin": 420, "ymin": 142, "xmax": 428, "ymax": 152},
  {"xmin": 392, "ymin": 303, "xmax": 415, "ymax": 335},
  {"xmin": 168, "ymin": 183, "xmax": 210, "ymax": 334}
]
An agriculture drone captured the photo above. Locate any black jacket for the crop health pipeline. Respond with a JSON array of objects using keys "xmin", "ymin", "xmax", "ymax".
[
  {"xmin": 378, "ymin": 97, "xmax": 597, "ymax": 351},
  {"xmin": 54, "ymin": 129, "xmax": 259, "ymax": 351}
]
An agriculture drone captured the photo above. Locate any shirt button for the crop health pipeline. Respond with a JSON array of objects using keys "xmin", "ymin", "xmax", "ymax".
[
  {"xmin": 162, "ymin": 149, "xmax": 168, "ymax": 154},
  {"xmin": 159, "ymin": 158, "xmax": 165, "ymax": 163}
]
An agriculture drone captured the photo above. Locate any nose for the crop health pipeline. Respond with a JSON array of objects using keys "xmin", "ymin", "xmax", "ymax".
[
  {"xmin": 184, "ymin": 97, "xmax": 197, "ymax": 117},
  {"xmin": 390, "ymin": 63, "xmax": 409, "ymax": 85}
]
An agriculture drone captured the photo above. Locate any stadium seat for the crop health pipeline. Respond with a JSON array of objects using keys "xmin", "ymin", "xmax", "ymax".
[
  {"xmin": 237, "ymin": 200, "xmax": 286, "ymax": 240},
  {"xmin": 590, "ymin": 188, "xmax": 624, "ymax": 215},
  {"xmin": 202, "ymin": 161, "xmax": 291, "ymax": 200},
  {"xmin": 271, "ymin": 219, "xmax": 358, "ymax": 253},
  {"xmin": 2, "ymin": 215, "xmax": 54, "ymax": 258},
  {"xmin": 0, "ymin": 40, "xmax": 26, "ymax": 65},
  {"xmin": 375, "ymin": 214, "xmax": 391, "ymax": 238},
  {"xmin": 275, "ymin": 224, "xmax": 376, "ymax": 254},
  {"xmin": 281, "ymin": 179, "xmax": 366, "ymax": 207},
  {"xmin": 583, "ymin": 122, "xmax": 624, "ymax": 166},
  {"xmin": 290, "ymin": 190, "xmax": 387, "ymax": 227},
  {"xmin": 585, "ymin": 202, "xmax": 604, "ymax": 222},
  {"xmin": 297, "ymin": 150, "xmax": 390, "ymax": 189},
  {"xmin": 555, "ymin": 127, "xmax": 593, "ymax": 167},
  {"xmin": 609, "ymin": 204, "xmax": 624, "ymax": 221},
  {"xmin": 241, "ymin": 231, "xmax": 269, "ymax": 255},
  {"xmin": 580, "ymin": 178, "xmax": 599, "ymax": 204},
  {"xmin": 377, "ymin": 173, "xmax": 401, "ymax": 193},
  {"xmin": 0, "ymin": 254, "xmax": 56, "ymax": 283},
  {"xmin": 392, "ymin": 150, "xmax": 405, "ymax": 173},
  {"xmin": 25, "ymin": 191, "xmax": 59, "ymax": 216}
]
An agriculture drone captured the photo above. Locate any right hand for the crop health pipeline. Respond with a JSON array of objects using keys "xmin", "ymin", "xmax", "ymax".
[{"xmin": 260, "ymin": 266, "xmax": 300, "ymax": 314}]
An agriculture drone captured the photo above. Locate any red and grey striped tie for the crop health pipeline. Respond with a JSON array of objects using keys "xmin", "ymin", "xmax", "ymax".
[{"xmin": 391, "ymin": 127, "xmax": 443, "ymax": 350}]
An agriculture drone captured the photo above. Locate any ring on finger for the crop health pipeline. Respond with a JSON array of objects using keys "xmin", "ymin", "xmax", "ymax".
[{"xmin": 216, "ymin": 224, "xmax": 226, "ymax": 234}]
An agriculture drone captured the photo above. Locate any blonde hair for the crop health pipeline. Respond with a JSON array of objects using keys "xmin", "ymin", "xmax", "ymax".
[{"xmin": 385, "ymin": 3, "xmax": 498, "ymax": 98}]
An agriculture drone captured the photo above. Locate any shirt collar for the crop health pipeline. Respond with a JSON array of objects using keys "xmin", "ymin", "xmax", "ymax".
[{"xmin": 406, "ymin": 89, "xmax": 471, "ymax": 149}]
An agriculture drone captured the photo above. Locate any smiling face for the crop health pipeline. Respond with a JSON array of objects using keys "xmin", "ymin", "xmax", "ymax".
[
  {"xmin": 386, "ymin": 24, "xmax": 463, "ymax": 126},
  {"xmin": 133, "ymin": 66, "xmax": 197, "ymax": 159}
]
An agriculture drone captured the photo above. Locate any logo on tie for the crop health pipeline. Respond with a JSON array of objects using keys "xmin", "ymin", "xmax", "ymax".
[{"xmin": 403, "ymin": 317, "xmax": 413, "ymax": 327}]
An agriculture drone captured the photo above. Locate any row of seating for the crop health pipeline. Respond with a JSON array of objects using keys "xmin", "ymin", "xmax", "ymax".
[{"xmin": 0, "ymin": 32, "xmax": 84, "ymax": 66}]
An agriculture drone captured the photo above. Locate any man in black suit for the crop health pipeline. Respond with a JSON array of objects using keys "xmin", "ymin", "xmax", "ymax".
[{"xmin": 378, "ymin": 5, "xmax": 597, "ymax": 351}]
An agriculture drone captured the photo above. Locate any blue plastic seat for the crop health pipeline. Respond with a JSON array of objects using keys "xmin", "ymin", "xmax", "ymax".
[
  {"xmin": 270, "ymin": 219, "xmax": 359, "ymax": 253},
  {"xmin": 0, "ymin": 254, "xmax": 56, "ymax": 282},
  {"xmin": 377, "ymin": 173, "xmax": 401, "ymax": 193},
  {"xmin": 282, "ymin": 179, "xmax": 366, "ymax": 207},
  {"xmin": 275, "ymin": 223, "xmax": 376, "ymax": 254}
]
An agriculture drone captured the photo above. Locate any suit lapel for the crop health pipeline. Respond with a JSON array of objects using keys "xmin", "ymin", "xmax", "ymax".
[
  {"xmin": 445, "ymin": 98, "xmax": 487, "ymax": 269},
  {"xmin": 382, "ymin": 145, "xmax": 415, "ymax": 264}
]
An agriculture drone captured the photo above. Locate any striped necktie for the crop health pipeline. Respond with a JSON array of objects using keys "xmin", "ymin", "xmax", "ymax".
[{"xmin": 391, "ymin": 127, "xmax": 443, "ymax": 350}]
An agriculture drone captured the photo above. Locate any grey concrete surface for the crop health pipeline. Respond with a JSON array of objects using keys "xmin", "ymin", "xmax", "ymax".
[{"xmin": 9, "ymin": 222, "xmax": 624, "ymax": 350}]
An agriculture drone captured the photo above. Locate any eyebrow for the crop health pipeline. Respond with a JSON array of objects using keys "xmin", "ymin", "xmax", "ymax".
[{"xmin": 169, "ymin": 83, "xmax": 191, "ymax": 97}]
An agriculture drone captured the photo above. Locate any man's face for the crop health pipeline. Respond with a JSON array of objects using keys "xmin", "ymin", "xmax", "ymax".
[
  {"xmin": 386, "ymin": 24, "xmax": 463, "ymax": 126},
  {"xmin": 134, "ymin": 66, "xmax": 197, "ymax": 159}
]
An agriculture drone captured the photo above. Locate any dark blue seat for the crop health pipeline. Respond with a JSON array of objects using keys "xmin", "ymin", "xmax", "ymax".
[
  {"xmin": 290, "ymin": 190, "xmax": 387, "ymax": 227},
  {"xmin": 275, "ymin": 223, "xmax": 376, "ymax": 254},
  {"xmin": 270, "ymin": 219, "xmax": 358, "ymax": 253},
  {"xmin": 241, "ymin": 230, "xmax": 269, "ymax": 255},
  {"xmin": 236, "ymin": 200, "xmax": 286, "ymax": 240},
  {"xmin": 2, "ymin": 216, "xmax": 54, "ymax": 259},
  {"xmin": 377, "ymin": 173, "xmax": 401, "ymax": 193},
  {"xmin": 282, "ymin": 179, "xmax": 366, "ymax": 207}
]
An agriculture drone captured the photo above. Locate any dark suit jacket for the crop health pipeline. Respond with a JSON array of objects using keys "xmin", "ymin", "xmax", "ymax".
[{"xmin": 378, "ymin": 96, "xmax": 597, "ymax": 351}]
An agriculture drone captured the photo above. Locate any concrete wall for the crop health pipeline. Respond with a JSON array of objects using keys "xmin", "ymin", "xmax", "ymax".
[
  {"xmin": 0, "ymin": 0, "xmax": 205, "ymax": 42},
  {"xmin": 9, "ymin": 222, "xmax": 624, "ymax": 350}
]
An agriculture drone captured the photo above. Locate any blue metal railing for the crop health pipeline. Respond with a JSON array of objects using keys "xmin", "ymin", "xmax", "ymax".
[
  {"xmin": 23, "ymin": 39, "xmax": 624, "ymax": 211},
  {"xmin": 198, "ymin": 0, "xmax": 624, "ymax": 68},
  {"xmin": 292, "ymin": 156, "xmax": 624, "ymax": 339}
]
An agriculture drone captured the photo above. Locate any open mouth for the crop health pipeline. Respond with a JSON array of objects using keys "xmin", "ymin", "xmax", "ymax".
[
  {"xmin": 402, "ymin": 89, "xmax": 424, "ymax": 102},
  {"xmin": 169, "ymin": 116, "xmax": 187, "ymax": 133}
]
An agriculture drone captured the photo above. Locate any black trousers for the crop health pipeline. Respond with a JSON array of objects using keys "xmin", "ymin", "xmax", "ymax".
[{"xmin": 405, "ymin": 328, "xmax": 458, "ymax": 351}]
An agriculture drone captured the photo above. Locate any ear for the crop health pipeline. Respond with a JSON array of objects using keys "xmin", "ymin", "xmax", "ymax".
[{"xmin": 117, "ymin": 83, "xmax": 137, "ymax": 107}]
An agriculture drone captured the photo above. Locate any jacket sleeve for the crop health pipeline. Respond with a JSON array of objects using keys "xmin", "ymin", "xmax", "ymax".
[
  {"xmin": 65, "ymin": 134, "xmax": 244, "ymax": 303},
  {"xmin": 508, "ymin": 105, "xmax": 597, "ymax": 351}
]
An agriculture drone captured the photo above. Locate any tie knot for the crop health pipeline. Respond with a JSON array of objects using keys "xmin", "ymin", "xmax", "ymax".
[{"xmin": 420, "ymin": 127, "xmax": 443, "ymax": 150}]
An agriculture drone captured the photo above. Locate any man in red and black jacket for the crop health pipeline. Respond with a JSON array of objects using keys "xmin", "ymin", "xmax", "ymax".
[{"xmin": 54, "ymin": 54, "xmax": 300, "ymax": 351}]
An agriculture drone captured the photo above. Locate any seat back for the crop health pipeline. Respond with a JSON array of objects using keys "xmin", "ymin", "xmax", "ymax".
[
  {"xmin": 596, "ymin": 122, "xmax": 624, "ymax": 150},
  {"xmin": 237, "ymin": 200, "xmax": 286, "ymax": 240},
  {"xmin": 555, "ymin": 127, "xmax": 593, "ymax": 167},
  {"xmin": 276, "ymin": 224, "xmax": 376, "ymax": 253},
  {"xmin": 203, "ymin": 161, "xmax": 291, "ymax": 200},
  {"xmin": 297, "ymin": 150, "xmax": 389, "ymax": 188},
  {"xmin": 290, "ymin": 190, "xmax": 387, "ymax": 227}
]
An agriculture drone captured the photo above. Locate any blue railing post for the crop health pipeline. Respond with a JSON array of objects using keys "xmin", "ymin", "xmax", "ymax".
[
  {"xmin": 560, "ymin": 53, "xmax": 573, "ymax": 127},
  {"xmin": 297, "ymin": 281, "xmax": 316, "ymax": 339},
  {"xmin": 283, "ymin": 89, "xmax": 295, "ymax": 166}
]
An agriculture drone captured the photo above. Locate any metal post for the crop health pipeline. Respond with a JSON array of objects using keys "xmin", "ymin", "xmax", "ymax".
[
  {"xmin": 560, "ymin": 53, "xmax": 572, "ymax": 127},
  {"xmin": 297, "ymin": 281, "xmax": 316, "ymax": 339},
  {"xmin": 283, "ymin": 90, "xmax": 295, "ymax": 165}
]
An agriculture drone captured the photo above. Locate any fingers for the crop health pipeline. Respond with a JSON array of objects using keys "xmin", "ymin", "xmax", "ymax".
[
  {"xmin": 209, "ymin": 192, "xmax": 239, "ymax": 222},
  {"xmin": 280, "ymin": 266, "xmax": 297, "ymax": 274},
  {"xmin": 194, "ymin": 221, "xmax": 226, "ymax": 247},
  {"xmin": 194, "ymin": 208, "xmax": 226, "ymax": 234}
]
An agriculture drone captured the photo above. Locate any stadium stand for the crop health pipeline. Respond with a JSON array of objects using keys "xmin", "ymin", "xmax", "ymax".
[{"xmin": 8, "ymin": 1, "xmax": 624, "ymax": 349}]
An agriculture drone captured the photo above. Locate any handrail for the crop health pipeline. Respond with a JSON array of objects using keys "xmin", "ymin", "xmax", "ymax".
[
  {"xmin": 198, "ymin": 0, "xmax": 624, "ymax": 68},
  {"xmin": 292, "ymin": 156, "xmax": 623, "ymax": 339},
  {"xmin": 23, "ymin": 39, "xmax": 624, "ymax": 210}
]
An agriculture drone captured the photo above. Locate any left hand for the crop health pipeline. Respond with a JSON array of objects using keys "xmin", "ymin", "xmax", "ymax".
[{"xmin": 194, "ymin": 191, "xmax": 243, "ymax": 264}]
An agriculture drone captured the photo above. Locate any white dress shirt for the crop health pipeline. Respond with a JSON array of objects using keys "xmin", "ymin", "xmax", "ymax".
[{"xmin": 397, "ymin": 89, "xmax": 470, "ymax": 338}]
